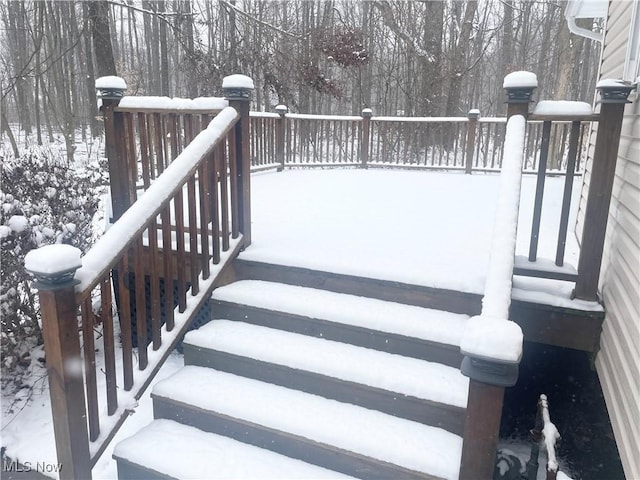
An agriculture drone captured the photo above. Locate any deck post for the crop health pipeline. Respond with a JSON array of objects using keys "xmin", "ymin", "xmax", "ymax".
[
  {"xmin": 223, "ymin": 75, "xmax": 254, "ymax": 247},
  {"xmin": 573, "ymin": 81, "xmax": 634, "ymax": 301},
  {"xmin": 275, "ymin": 104, "xmax": 288, "ymax": 171},
  {"xmin": 96, "ymin": 77, "xmax": 128, "ymax": 221},
  {"xmin": 360, "ymin": 108, "xmax": 372, "ymax": 168},
  {"xmin": 24, "ymin": 246, "xmax": 92, "ymax": 480},
  {"xmin": 459, "ymin": 73, "xmax": 535, "ymax": 480},
  {"xmin": 464, "ymin": 109, "xmax": 480, "ymax": 174}
]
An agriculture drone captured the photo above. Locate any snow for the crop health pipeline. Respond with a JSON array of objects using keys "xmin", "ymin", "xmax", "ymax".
[
  {"xmin": 469, "ymin": 108, "xmax": 480, "ymax": 115},
  {"xmin": 24, "ymin": 244, "xmax": 81, "ymax": 274},
  {"xmin": 185, "ymin": 320, "xmax": 469, "ymax": 407},
  {"xmin": 459, "ymin": 316, "xmax": 523, "ymax": 363},
  {"xmin": 95, "ymin": 76, "xmax": 126, "ymax": 90},
  {"xmin": 117, "ymin": 96, "xmax": 227, "ymax": 111},
  {"xmin": 503, "ymin": 71, "xmax": 538, "ymax": 89},
  {"xmin": 242, "ymin": 168, "xmax": 590, "ymax": 311},
  {"xmin": 212, "ymin": 280, "xmax": 470, "ymax": 347},
  {"xmin": 153, "ymin": 366, "xmax": 463, "ymax": 480},
  {"xmin": 540, "ymin": 394, "xmax": 561, "ymax": 472},
  {"xmin": 222, "ymin": 74, "xmax": 255, "ymax": 90},
  {"xmin": 4, "ymin": 158, "xmax": 597, "ymax": 477},
  {"xmin": 481, "ymin": 115, "xmax": 526, "ymax": 320},
  {"xmin": 114, "ymin": 419, "xmax": 356, "ymax": 479},
  {"xmin": 596, "ymin": 78, "xmax": 631, "ymax": 88},
  {"xmin": 7, "ymin": 215, "xmax": 28, "ymax": 233},
  {"xmin": 533, "ymin": 101, "xmax": 593, "ymax": 116}
]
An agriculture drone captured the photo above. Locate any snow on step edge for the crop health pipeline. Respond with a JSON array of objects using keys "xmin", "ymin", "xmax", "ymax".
[
  {"xmin": 185, "ymin": 320, "xmax": 469, "ymax": 408},
  {"xmin": 113, "ymin": 419, "xmax": 357, "ymax": 479},
  {"xmin": 211, "ymin": 280, "xmax": 469, "ymax": 347},
  {"xmin": 153, "ymin": 366, "xmax": 462, "ymax": 480}
]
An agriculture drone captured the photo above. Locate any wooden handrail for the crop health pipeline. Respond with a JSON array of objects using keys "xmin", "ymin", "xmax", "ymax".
[{"xmin": 459, "ymin": 72, "xmax": 534, "ymax": 480}]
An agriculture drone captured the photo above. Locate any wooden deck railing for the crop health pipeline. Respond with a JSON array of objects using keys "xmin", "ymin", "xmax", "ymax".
[
  {"xmin": 458, "ymin": 77, "xmax": 532, "ymax": 479},
  {"xmin": 25, "ymin": 76, "xmax": 254, "ymax": 479},
  {"xmin": 248, "ymin": 108, "xmax": 590, "ymax": 174}
]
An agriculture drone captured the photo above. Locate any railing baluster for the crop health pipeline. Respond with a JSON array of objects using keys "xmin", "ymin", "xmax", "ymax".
[
  {"xmin": 134, "ymin": 237, "xmax": 148, "ymax": 368},
  {"xmin": 139, "ymin": 113, "xmax": 151, "ymax": 189},
  {"xmin": 229, "ymin": 128, "xmax": 239, "ymax": 239},
  {"xmin": 529, "ymin": 121, "xmax": 552, "ymax": 262},
  {"xmin": 220, "ymin": 141, "xmax": 230, "ymax": 252},
  {"xmin": 154, "ymin": 113, "xmax": 165, "ymax": 175},
  {"xmin": 116, "ymin": 255, "xmax": 134, "ymax": 391},
  {"xmin": 199, "ymin": 159, "xmax": 211, "ymax": 279},
  {"xmin": 100, "ymin": 277, "xmax": 117, "ymax": 414},
  {"xmin": 174, "ymin": 189, "xmax": 187, "ymax": 312},
  {"xmin": 556, "ymin": 121, "xmax": 581, "ymax": 266},
  {"xmin": 188, "ymin": 176, "xmax": 199, "ymax": 294},
  {"xmin": 161, "ymin": 205, "xmax": 174, "ymax": 331},
  {"xmin": 81, "ymin": 297, "xmax": 100, "ymax": 441},
  {"xmin": 211, "ymin": 148, "xmax": 221, "ymax": 264},
  {"xmin": 148, "ymin": 221, "xmax": 162, "ymax": 350}
]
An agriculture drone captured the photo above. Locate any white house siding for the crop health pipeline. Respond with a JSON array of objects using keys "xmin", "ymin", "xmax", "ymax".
[{"xmin": 575, "ymin": 2, "xmax": 640, "ymax": 478}]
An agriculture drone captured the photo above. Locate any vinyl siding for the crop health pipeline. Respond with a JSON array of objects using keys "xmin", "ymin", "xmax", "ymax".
[{"xmin": 576, "ymin": 2, "xmax": 640, "ymax": 478}]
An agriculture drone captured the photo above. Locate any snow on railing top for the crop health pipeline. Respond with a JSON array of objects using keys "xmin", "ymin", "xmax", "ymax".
[
  {"xmin": 596, "ymin": 78, "xmax": 632, "ymax": 88},
  {"xmin": 533, "ymin": 100, "xmax": 593, "ymax": 116},
  {"xmin": 116, "ymin": 96, "xmax": 228, "ymax": 112},
  {"xmin": 460, "ymin": 114, "xmax": 526, "ymax": 363},
  {"xmin": 74, "ymin": 106, "xmax": 239, "ymax": 294},
  {"xmin": 222, "ymin": 74, "xmax": 255, "ymax": 90},
  {"xmin": 503, "ymin": 71, "xmax": 538, "ymax": 89},
  {"xmin": 95, "ymin": 75, "xmax": 127, "ymax": 90},
  {"xmin": 25, "ymin": 244, "xmax": 81, "ymax": 275}
]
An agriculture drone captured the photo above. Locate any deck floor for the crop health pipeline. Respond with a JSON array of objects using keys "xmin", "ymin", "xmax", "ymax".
[{"xmin": 241, "ymin": 168, "xmax": 599, "ymax": 312}]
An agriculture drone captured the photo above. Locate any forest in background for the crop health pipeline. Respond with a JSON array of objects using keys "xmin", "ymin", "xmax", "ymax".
[{"xmin": 1, "ymin": 0, "xmax": 602, "ymax": 162}]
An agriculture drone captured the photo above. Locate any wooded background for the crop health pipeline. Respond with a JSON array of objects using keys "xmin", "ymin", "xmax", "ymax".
[{"xmin": 1, "ymin": 0, "xmax": 602, "ymax": 160}]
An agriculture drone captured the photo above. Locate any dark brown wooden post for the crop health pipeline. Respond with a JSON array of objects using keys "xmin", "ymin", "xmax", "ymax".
[
  {"xmin": 360, "ymin": 108, "xmax": 372, "ymax": 168},
  {"xmin": 275, "ymin": 104, "xmax": 288, "ymax": 172},
  {"xmin": 224, "ymin": 75, "xmax": 254, "ymax": 247},
  {"xmin": 459, "ymin": 72, "xmax": 536, "ymax": 480},
  {"xmin": 465, "ymin": 109, "xmax": 480, "ymax": 174},
  {"xmin": 25, "ymin": 246, "xmax": 92, "ymax": 480},
  {"xmin": 96, "ymin": 77, "xmax": 128, "ymax": 221},
  {"xmin": 573, "ymin": 81, "xmax": 635, "ymax": 301}
]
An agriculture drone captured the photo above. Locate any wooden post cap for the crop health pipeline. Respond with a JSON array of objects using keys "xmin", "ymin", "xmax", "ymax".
[
  {"xmin": 468, "ymin": 109, "xmax": 480, "ymax": 119},
  {"xmin": 503, "ymin": 71, "xmax": 537, "ymax": 104},
  {"xmin": 95, "ymin": 76, "xmax": 127, "ymax": 100},
  {"xmin": 275, "ymin": 104, "xmax": 288, "ymax": 116},
  {"xmin": 361, "ymin": 108, "xmax": 373, "ymax": 118},
  {"xmin": 596, "ymin": 79, "xmax": 636, "ymax": 104},
  {"xmin": 25, "ymin": 244, "xmax": 81, "ymax": 290},
  {"xmin": 222, "ymin": 74, "xmax": 254, "ymax": 100}
]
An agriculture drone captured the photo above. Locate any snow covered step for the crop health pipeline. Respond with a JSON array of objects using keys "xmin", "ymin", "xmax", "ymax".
[
  {"xmin": 152, "ymin": 367, "xmax": 462, "ymax": 480},
  {"xmin": 183, "ymin": 320, "xmax": 468, "ymax": 434},
  {"xmin": 113, "ymin": 419, "xmax": 357, "ymax": 480},
  {"xmin": 210, "ymin": 280, "xmax": 470, "ymax": 367}
]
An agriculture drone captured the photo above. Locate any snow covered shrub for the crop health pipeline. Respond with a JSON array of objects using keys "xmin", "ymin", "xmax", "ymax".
[{"xmin": 1, "ymin": 147, "xmax": 100, "ymax": 392}]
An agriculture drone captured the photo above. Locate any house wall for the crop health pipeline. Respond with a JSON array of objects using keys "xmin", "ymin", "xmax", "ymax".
[{"xmin": 575, "ymin": 2, "xmax": 640, "ymax": 478}]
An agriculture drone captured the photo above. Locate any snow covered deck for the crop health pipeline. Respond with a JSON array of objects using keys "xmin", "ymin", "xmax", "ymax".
[
  {"xmin": 232, "ymin": 168, "xmax": 604, "ymax": 354},
  {"xmin": 243, "ymin": 168, "xmax": 598, "ymax": 311}
]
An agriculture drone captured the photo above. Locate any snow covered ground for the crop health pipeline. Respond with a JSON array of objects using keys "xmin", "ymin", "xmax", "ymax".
[{"xmin": 1, "ymin": 168, "xmax": 585, "ymax": 479}]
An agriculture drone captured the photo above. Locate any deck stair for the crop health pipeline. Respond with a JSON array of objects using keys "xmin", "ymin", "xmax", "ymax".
[{"xmin": 113, "ymin": 277, "xmax": 474, "ymax": 480}]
